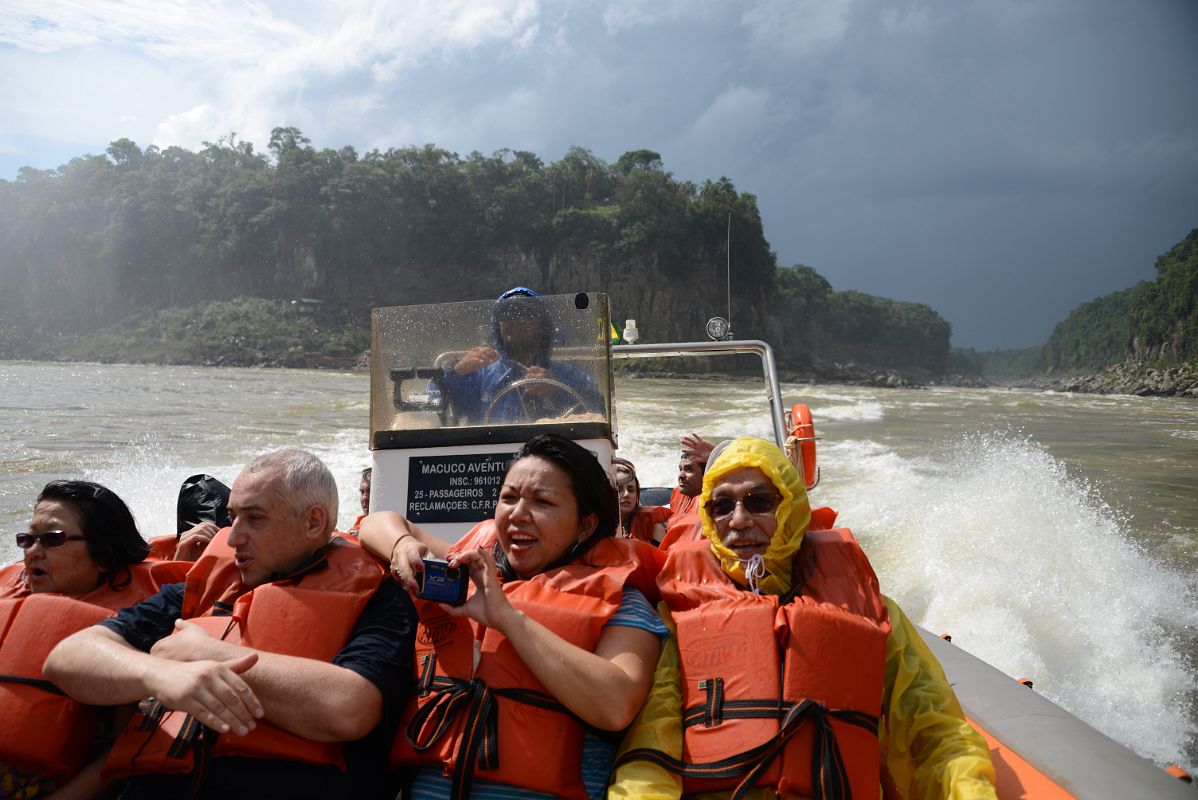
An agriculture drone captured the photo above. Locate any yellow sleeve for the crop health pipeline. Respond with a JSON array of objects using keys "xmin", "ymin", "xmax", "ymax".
[
  {"xmin": 607, "ymin": 603, "xmax": 684, "ymax": 800},
  {"xmin": 881, "ymin": 596, "xmax": 997, "ymax": 800}
]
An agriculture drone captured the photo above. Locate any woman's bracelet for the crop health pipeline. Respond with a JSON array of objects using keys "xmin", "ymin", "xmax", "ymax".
[{"xmin": 390, "ymin": 532, "xmax": 415, "ymax": 563}]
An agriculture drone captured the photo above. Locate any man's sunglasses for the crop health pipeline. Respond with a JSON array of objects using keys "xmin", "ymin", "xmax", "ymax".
[
  {"xmin": 704, "ymin": 493, "xmax": 782, "ymax": 519},
  {"xmin": 15, "ymin": 531, "xmax": 88, "ymax": 549}
]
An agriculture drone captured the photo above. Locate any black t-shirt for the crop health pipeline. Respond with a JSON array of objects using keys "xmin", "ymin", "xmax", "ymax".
[{"xmin": 101, "ymin": 578, "xmax": 416, "ymax": 799}]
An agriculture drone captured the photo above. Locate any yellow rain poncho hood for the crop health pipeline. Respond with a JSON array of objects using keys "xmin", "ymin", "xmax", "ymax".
[{"xmin": 698, "ymin": 437, "xmax": 811, "ymax": 597}]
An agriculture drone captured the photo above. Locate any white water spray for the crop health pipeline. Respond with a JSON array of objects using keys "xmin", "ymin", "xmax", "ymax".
[{"xmin": 820, "ymin": 432, "xmax": 1197, "ymax": 769}]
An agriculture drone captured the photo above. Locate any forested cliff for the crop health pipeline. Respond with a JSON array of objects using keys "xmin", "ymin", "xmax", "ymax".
[
  {"xmin": 973, "ymin": 228, "xmax": 1198, "ymax": 396},
  {"xmin": 1041, "ymin": 229, "xmax": 1198, "ymax": 370},
  {"xmin": 0, "ymin": 128, "xmax": 955, "ymax": 376}
]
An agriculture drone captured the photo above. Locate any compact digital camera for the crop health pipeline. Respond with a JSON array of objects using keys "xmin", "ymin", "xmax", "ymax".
[{"xmin": 416, "ymin": 558, "xmax": 468, "ymax": 606}]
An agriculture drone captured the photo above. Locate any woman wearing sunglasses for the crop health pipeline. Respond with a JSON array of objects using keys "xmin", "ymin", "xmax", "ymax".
[
  {"xmin": 608, "ymin": 437, "xmax": 997, "ymax": 800},
  {"xmin": 0, "ymin": 480, "xmax": 187, "ymax": 797},
  {"xmin": 0, "ymin": 480, "xmax": 170, "ymax": 605}
]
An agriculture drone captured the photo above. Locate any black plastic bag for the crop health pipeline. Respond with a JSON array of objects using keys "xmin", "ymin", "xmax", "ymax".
[{"xmin": 176, "ymin": 473, "xmax": 231, "ymax": 534}]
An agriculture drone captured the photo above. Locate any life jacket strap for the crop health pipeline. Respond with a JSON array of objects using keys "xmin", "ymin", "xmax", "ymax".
[
  {"xmin": 683, "ymin": 698, "xmax": 785, "ymax": 727},
  {"xmin": 0, "ymin": 673, "xmax": 67, "ymax": 696},
  {"xmin": 210, "ymin": 600, "xmax": 235, "ymax": 617},
  {"xmin": 613, "ymin": 698, "xmax": 878, "ymax": 800},
  {"xmin": 120, "ymin": 698, "xmax": 208, "ymax": 775},
  {"xmin": 167, "ymin": 715, "xmax": 206, "ymax": 761},
  {"xmin": 697, "ymin": 677, "xmax": 725, "ymax": 727},
  {"xmin": 417, "ymin": 653, "xmax": 439, "ymax": 696},
  {"xmin": 405, "ymin": 676, "xmax": 571, "ymax": 800},
  {"xmin": 137, "ymin": 698, "xmax": 167, "ymax": 731}
]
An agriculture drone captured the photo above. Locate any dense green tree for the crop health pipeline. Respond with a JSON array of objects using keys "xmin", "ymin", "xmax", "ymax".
[
  {"xmin": 1042, "ymin": 289, "xmax": 1134, "ymax": 371},
  {"xmin": 821, "ymin": 291, "xmax": 951, "ymax": 372},
  {"xmin": 614, "ymin": 149, "xmax": 663, "ymax": 174}
]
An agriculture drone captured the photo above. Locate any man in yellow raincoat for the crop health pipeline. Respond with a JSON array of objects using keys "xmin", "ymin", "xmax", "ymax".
[{"xmin": 608, "ymin": 437, "xmax": 996, "ymax": 799}]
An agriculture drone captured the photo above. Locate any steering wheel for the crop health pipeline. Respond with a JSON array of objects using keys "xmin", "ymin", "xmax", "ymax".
[{"xmin": 483, "ymin": 377, "xmax": 590, "ymax": 424}]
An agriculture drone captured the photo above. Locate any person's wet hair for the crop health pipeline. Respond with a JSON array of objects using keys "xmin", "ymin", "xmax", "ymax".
[{"xmin": 36, "ymin": 480, "xmax": 149, "ymax": 588}]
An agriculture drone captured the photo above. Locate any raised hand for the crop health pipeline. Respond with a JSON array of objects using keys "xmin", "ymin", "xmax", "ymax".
[
  {"xmin": 442, "ymin": 548, "xmax": 515, "ymax": 632},
  {"xmin": 453, "ymin": 346, "xmax": 500, "ymax": 376},
  {"xmin": 174, "ymin": 521, "xmax": 219, "ymax": 560},
  {"xmin": 681, "ymin": 432, "xmax": 715, "ymax": 461}
]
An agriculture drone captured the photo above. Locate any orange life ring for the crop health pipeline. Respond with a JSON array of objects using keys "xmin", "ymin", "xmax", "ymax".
[{"xmin": 787, "ymin": 403, "xmax": 818, "ymax": 490}]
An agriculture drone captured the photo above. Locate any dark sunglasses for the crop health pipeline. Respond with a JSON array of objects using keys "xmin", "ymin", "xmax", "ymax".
[
  {"xmin": 15, "ymin": 531, "xmax": 88, "ymax": 549},
  {"xmin": 704, "ymin": 492, "xmax": 782, "ymax": 519}
]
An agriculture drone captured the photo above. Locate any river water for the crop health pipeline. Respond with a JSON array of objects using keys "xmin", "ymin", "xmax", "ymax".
[{"xmin": 1, "ymin": 361, "xmax": 1195, "ymax": 772}]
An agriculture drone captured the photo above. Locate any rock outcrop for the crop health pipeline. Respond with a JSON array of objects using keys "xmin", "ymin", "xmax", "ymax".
[{"xmin": 1025, "ymin": 362, "xmax": 1198, "ymax": 397}]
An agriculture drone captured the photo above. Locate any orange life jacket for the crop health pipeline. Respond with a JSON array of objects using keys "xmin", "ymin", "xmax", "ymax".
[
  {"xmin": 0, "ymin": 559, "xmax": 187, "ymax": 779},
  {"xmin": 669, "ymin": 487, "xmax": 699, "ymax": 516},
  {"xmin": 0, "ymin": 562, "xmax": 25, "ymax": 600},
  {"xmin": 619, "ymin": 529, "xmax": 890, "ymax": 799},
  {"xmin": 82, "ymin": 560, "xmax": 192, "ymax": 611},
  {"xmin": 393, "ymin": 523, "xmax": 664, "ymax": 799},
  {"xmin": 0, "ymin": 594, "xmax": 114, "ymax": 778},
  {"xmin": 103, "ymin": 529, "xmax": 385, "ymax": 780},
  {"xmin": 0, "ymin": 559, "xmax": 188, "ymax": 610},
  {"xmin": 146, "ymin": 534, "xmax": 178, "ymax": 561},
  {"xmin": 658, "ymin": 508, "xmax": 701, "ymax": 552},
  {"xmin": 627, "ymin": 505, "xmax": 671, "ymax": 543}
]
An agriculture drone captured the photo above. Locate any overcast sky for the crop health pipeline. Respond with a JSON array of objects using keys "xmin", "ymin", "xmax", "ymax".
[{"xmin": 2, "ymin": 0, "xmax": 1195, "ymax": 349}]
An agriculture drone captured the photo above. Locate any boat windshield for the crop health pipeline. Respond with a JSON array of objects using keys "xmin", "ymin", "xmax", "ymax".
[{"xmin": 370, "ymin": 293, "xmax": 613, "ymax": 449}]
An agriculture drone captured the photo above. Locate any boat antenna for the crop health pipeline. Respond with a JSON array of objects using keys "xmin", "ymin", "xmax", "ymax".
[{"xmin": 726, "ymin": 211, "xmax": 732, "ymax": 338}]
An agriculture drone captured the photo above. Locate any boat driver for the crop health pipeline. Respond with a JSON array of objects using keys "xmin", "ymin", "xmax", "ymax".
[
  {"xmin": 45, "ymin": 449, "xmax": 417, "ymax": 798},
  {"xmin": 438, "ymin": 286, "xmax": 603, "ymax": 425}
]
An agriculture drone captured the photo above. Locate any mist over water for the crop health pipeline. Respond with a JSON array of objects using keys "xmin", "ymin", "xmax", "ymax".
[{"xmin": 1, "ymin": 364, "xmax": 1195, "ymax": 771}]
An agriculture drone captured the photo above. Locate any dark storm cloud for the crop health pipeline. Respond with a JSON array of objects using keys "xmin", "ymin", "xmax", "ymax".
[
  {"xmin": 730, "ymin": 0, "xmax": 1198, "ymax": 349},
  {"xmin": 308, "ymin": 1, "xmax": 1198, "ymax": 348}
]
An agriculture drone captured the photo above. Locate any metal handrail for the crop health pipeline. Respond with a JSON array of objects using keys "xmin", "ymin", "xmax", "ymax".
[{"xmin": 612, "ymin": 340, "xmax": 786, "ymax": 448}]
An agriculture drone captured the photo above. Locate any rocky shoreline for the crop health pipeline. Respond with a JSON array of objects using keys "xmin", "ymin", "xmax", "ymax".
[
  {"xmin": 1015, "ymin": 361, "xmax": 1198, "ymax": 398},
  {"xmin": 615, "ymin": 358, "xmax": 987, "ymax": 389},
  {"xmin": 799, "ymin": 361, "xmax": 988, "ymax": 389},
  {"xmin": 620, "ymin": 358, "xmax": 1198, "ymax": 398}
]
